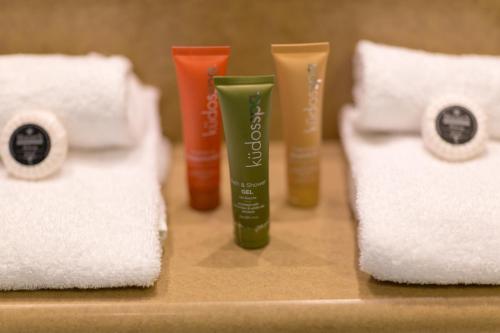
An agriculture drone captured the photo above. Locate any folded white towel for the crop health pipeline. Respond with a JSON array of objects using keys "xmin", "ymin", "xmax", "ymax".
[
  {"xmin": 0, "ymin": 81, "xmax": 169, "ymax": 290},
  {"xmin": 353, "ymin": 40, "xmax": 500, "ymax": 138},
  {"xmin": 342, "ymin": 105, "xmax": 500, "ymax": 284},
  {"xmin": 0, "ymin": 54, "xmax": 146, "ymax": 148}
]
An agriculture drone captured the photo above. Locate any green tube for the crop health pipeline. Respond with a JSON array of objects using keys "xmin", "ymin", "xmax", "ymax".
[{"xmin": 214, "ymin": 75, "xmax": 274, "ymax": 249}]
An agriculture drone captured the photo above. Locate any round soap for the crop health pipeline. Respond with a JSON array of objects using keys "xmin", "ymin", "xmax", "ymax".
[
  {"xmin": 0, "ymin": 110, "xmax": 68, "ymax": 180},
  {"xmin": 422, "ymin": 96, "xmax": 487, "ymax": 161}
]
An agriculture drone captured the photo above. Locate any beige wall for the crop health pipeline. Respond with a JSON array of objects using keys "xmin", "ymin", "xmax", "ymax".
[{"xmin": 0, "ymin": 0, "xmax": 499, "ymax": 141}]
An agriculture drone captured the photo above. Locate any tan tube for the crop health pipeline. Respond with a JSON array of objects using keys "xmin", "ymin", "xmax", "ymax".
[{"xmin": 272, "ymin": 42, "xmax": 329, "ymax": 207}]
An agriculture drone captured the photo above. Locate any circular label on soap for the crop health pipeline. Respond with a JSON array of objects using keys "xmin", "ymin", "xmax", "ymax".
[
  {"xmin": 9, "ymin": 124, "xmax": 51, "ymax": 165},
  {"xmin": 436, "ymin": 106, "xmax": 477, "ymax": 145}
]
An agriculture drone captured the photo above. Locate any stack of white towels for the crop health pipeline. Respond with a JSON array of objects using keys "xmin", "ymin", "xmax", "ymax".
[
  {"xmin": 0, "ymin": 54, "xmax": 169, "ymax": 290},
  {"xmin": 343, "ymin": 41, "xmax": 500, "ymax": 285}
]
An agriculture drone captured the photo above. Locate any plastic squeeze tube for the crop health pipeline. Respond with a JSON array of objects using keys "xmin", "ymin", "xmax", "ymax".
[
  {"xmin": 214, "ymin": 75, "xmax": 274, "ymax": 249},
  {"xmin": 172, "ymin": 46, "xmax": 230, "ymax": 210},
  {"xmin": 271, "ymin": 42, "xmax": 329, "ymax": 207}
]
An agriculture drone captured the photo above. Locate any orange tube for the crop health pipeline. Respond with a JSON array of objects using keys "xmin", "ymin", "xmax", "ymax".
[{"xmin": 172, "ymin": 46, "xmax": 230, "ymax": 210}]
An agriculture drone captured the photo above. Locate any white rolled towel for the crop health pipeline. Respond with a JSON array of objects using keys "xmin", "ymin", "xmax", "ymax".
[
  {"xmin": 342, "ymin": 105, "xmax": 500, "ymax": 284},
  {"xmin": 353, "ymin": 40, "xmax": 500, "ymax": 139},
  {"xmin": 0, "ymin": 54, "xmax": 146, "ymax": 148},
  {"xmin": 0, "ymin": 81, "xmax": 169, "ymax": 290}
]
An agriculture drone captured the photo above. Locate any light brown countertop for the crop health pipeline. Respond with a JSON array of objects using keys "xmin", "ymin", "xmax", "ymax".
[{"xmin": 2, "ymin": 142, "xmax": 500, "ymax": 332}]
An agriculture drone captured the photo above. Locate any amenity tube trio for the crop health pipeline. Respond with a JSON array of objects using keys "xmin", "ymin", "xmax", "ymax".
[{"xmin": 172, "ymin": 42, "xmax": 329, "ymax": 248}]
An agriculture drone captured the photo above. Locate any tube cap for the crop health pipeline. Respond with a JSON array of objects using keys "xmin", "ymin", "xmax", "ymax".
[
  {"xmin": 189, "ymin": 188, "xmax": 220, "ymax": 211},
  {"xmin": 234, "ymin": 222, "xmax": 270, "ymax": 249}
]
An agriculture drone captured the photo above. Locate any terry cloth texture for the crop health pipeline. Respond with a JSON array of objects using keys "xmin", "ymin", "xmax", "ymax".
[
  {"xmin": 0, "ymin": 79, "xmax": 169, "ymax": 290},
  {"xmin": 342, "ymin": 105, "xmax": 500, "ymax": 284}
]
